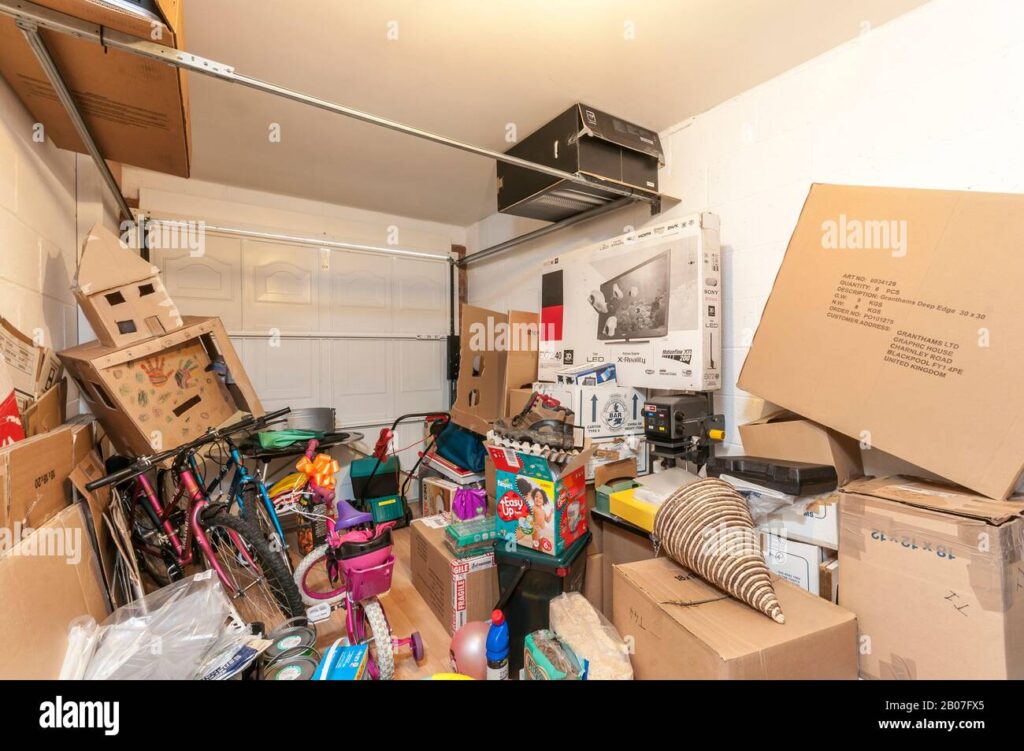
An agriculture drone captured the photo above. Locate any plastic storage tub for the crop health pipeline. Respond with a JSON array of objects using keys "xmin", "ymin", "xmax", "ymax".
[{"xmin": 494, "ymin": 531, "xmax": 591, "ymax": 675}]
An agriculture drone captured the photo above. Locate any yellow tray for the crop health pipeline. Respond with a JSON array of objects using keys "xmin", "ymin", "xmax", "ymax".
[{"xmin": 608, "ymin": 487, "xmax": 658, "ymax": 532}]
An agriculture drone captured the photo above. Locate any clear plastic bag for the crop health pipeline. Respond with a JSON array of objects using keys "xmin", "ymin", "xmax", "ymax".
[
  {"xmin": 80, "ymin": 572, "xmax": 233, "ymax": 680},
  {"xmin": 548, "ymin": 592, "xmax": 633, "ymax": 680}
]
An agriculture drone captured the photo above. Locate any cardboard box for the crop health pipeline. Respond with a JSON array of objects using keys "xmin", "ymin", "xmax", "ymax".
[
  {"xmin": 58, "ymin": 316, "xmax": 262, "ymax": 457},
  {"xmin": 555, "ymin": 361, "xmax": 616, "ymax": 385},
  {"xmin": 0, "ymin": 503, "xmax": 110, "ymax": 679},
  {"xmin": 451, "ymin": 305, "xmax": 539, "ymax": 435},
  {"xmin": 738, "ymin": 184, "xmax": 1024, "ymax": 499},
  {"xmin": 838, "ymin": 475, "xmax": 1024, "ymax": 679},
  {"xmin": 488, "ymin": 441, "xmax": 592, "ymax": 557},
  {"xmin": 540, "ymin": 214, "xmax": 722, "ymax": 391},
  {"xmin": 421, "ymin": 475, "xmax": 460, "ymax": 517},
  {"xmin": 73, "ymin": 224, "xmax": 184, "ymax": 348},
  {"xmin": 819, "ymin": 557, "xmax": 839, "ymax": 604},
  {"xmin": 534, "ymin": 381, "xmax": 647, "ymax": 481},
  {"xmin": 601, "ymin": 521, "xmax": 656, "ymax": 618},
  {"xmin": 0, "ymin": 317, "xmax": 63, "ymax": 412},
  {"xmin": 738, "ymin": 411, "xmax": 863, "ymax": 486},
  {"xmin": 0, "ymin": 0, "xmax": 191, "ymax": 177},
  {"xmin": 761, "ymin": 533, "xmax": 827, "ymax": 596},
  {"xmin": 22, "ymin": 380, "xmax": 67, "ymax": 438},
  {"xmin": 612, "ymin": 557, "xmax": 858, "ymax": 679},
  {"xmin": 409, "ymin": 517, "xmax": 498, "ymax": 635},
  {"xmin": 761, "ymin": 492, "xmax": 840, "ymax": 550},
  {"xmin": 0, "ymin": 424, "xmax": 78, "ymax": 532}
]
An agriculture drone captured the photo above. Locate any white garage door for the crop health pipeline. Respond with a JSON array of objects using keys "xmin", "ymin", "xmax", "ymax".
[{"xmin": 153, "ymin": 230, "xmax": 451, "ymax": 478}]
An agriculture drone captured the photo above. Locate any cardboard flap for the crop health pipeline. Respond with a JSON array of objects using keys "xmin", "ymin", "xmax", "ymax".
[
  {"xmin": 595, "ymin": 458, "xmax": 637, "ymax": 488},
  {"xmin": 69, "ymin": 451, "xmax": 116, "ymax": 590},
  {"xmin": 842, "ymin": 475, "xmax": 1024, "ymax": 523},
  {"xmin": 576, "ymin": 103, "xmax": 665, "ymax": 164}
]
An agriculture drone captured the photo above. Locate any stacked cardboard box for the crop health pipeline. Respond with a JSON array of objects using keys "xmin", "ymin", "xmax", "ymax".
[{"xmin": 738, "ymin": 183, "xmax": 1024, "ymax": 678}]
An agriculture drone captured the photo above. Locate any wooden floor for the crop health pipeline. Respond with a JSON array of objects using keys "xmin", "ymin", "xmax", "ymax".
[{"xmin": 308, "ymin": 525, "xmax": 452, "ymax": 679}]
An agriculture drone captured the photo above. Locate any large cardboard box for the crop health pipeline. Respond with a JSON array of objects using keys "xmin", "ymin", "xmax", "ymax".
[
  {"xmin": 534, "ymin": 381, "xmax": 648, "ymax": 481},
  {"xmin": 73, "ymin": 224, "xmax": 184, "ymax": 348},
  {"xmin": 0, "ymin": 0, "xmax": 191, "ymax": 177},
  {"xmin": 451, "ymin": 305, "xmax": 539, "ymax": 435},
  {"xmin": 59, "ymin": 316, "xmax": 262, "ymax": 457},
  {"xmin": 738, "ymin": 411, "xmax": 862, "ymax": 486},
  {"xmin": 839, "ymin": 476, "xmax": 1024, "ymax": 679},
  {"xmin": 601, "ymin": 521, "xmax": 657, "ymax": 617},
  {"xmin": 0, "ymin": 503, "xmax": 110, "ymax": 679},
  {"xmin": 488, "ymin": 442, "xmax": 592, "ymax": 557},
  {"xmin": 612, "ymin": 557, "xmax": 858, "ymax": 679},
  {"xmin": 0, "ymin": 423, "xmax": 78, "ymax": 532},
  {"xmin": 409, "ymin": 517, "xmax": 498, "ymax": 635},
  {"xmin": 540, "ymin": 214, "xmax": 722, "ymax": 391},
  {"xmin": 738, "ymin": 184, "xmax": 1024, "ymax": 499}
]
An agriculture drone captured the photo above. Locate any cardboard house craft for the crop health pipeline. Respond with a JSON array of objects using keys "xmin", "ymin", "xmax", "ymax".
[
  {"xmin": 58, "ymin": 316, "xmax": 262, "ymax": 457},
  {"xmin": 73, "ymin": 224, "xmax": 184, "ymax": 349}
]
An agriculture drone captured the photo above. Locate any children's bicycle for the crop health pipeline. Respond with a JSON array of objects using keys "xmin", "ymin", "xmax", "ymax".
[
  {"xmin": 289, "ymin": 438, "xmax": 423, "ymax": 680},
  {"xmin": 89, "ymin": 409, "xmax": 304, "ymax": 630}
]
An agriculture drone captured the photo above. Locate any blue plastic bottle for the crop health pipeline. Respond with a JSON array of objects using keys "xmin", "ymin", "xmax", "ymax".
[{"xmin": 486, "ymin": 609, "xmax": 510, "ymax": 680}]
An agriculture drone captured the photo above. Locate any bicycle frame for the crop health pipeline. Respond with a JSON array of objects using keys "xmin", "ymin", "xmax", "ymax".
[
  {"xmin": 128, "ymin": 454, "xmax": 263, "ymax": 594},
  {"xmin": 195, "ymin": 441, "xmax": 287, "ymax": 545}
]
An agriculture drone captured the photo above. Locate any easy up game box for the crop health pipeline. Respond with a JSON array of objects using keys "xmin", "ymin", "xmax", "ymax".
[{"xmin": 486, "ymin": 442, "xmax": 592, "ymax": 557}]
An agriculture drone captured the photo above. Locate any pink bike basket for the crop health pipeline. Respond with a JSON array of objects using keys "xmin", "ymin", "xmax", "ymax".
[{"xmin": 344, "ymin": 555, "xmax": 396, "ymax": 602}]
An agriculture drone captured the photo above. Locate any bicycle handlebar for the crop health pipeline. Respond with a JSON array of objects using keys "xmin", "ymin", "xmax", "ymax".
[{"xmin": 84, "ymin": 407, "xmax": 292, "ymax": 491}]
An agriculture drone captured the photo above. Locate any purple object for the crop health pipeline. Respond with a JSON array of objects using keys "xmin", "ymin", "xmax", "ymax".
[{"xmin": 452, "ymin": 487, "xmax": 487, "ymax": 521}]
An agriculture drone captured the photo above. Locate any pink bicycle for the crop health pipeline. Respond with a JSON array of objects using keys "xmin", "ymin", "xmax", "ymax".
[{"xmin": 290, "ymin": 439, "xmax": 423, "ymax": 680}]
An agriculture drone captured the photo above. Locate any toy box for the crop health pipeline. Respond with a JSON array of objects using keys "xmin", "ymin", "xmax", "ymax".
[{"xmin": 487, "ymin": 441, "xmax": 592, "ymax": 557}]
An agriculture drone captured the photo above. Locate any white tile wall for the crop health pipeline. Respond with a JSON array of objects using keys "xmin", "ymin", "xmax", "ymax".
[
  {"xmin": 0, "ymin": 76, "xmax": 119, "ymax": 414},
  {"xmin": 467, "ymin": 0, "xmax": 1024, "ymax": 465}
]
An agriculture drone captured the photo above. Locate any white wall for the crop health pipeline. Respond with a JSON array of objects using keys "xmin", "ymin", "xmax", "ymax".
[
  {"xmin": 0, "ymin": 75, "xmax": 120, "ymax": 414},
  {"xmin": 466, "ymin": 0, "xmax": 1024, "ymax": 458}
]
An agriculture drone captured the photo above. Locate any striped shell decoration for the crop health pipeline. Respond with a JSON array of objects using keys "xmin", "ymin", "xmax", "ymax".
[{"xmin": 654, "ymin": 477, "xmax": 785, "ymax": 624}]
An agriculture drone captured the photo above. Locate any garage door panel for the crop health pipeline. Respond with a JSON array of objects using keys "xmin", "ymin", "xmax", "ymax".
[
  {"xmin": 394, "ymin": 339, "xmax": 444, "ymax": 416},
  {"xmin": 155, "ymin": 234, "xmax": 242, "ymax": 329},
  {"xmin": 242, "ymin": 240, "xmax": 319, "ymax": 332},
  {"xmin": 394, "ymin": 258, "xmax": 447, "ymax": 335},
  {"xmin": 324, "ymin": 251, "xmax": 392, "ymax": 333},
  {"xmin": 238, "ymin": 337, "xmax": 322, "ymax": 411},
  {"xmin": 329, "ymin": 339, "xmax": 394, "ymax": 426}
]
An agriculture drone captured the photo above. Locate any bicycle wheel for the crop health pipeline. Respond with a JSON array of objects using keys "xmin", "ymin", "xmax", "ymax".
[
  {"xmin": 294, "ymin": 544, "xmax": 347, "ymax": 607},
  {"xmin": 200, "ymin": 507, "xmax": 304, "ymax": 629},
  {"xmin": 363, "ymin": 599, "xmax": 395, "ymax": 681},
  {"xmin": 239, "ymin": 484, "xmax": 291, "ymax": 570}
]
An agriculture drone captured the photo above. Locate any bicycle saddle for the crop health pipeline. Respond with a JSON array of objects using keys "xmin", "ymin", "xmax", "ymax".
[
  {"xmin": 335, "ymin": 499, "xmax": 373, "ymax": 529},
  {"xmin": 338, "ymin": 528, "xmax": 392, "ymax": 560}
]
